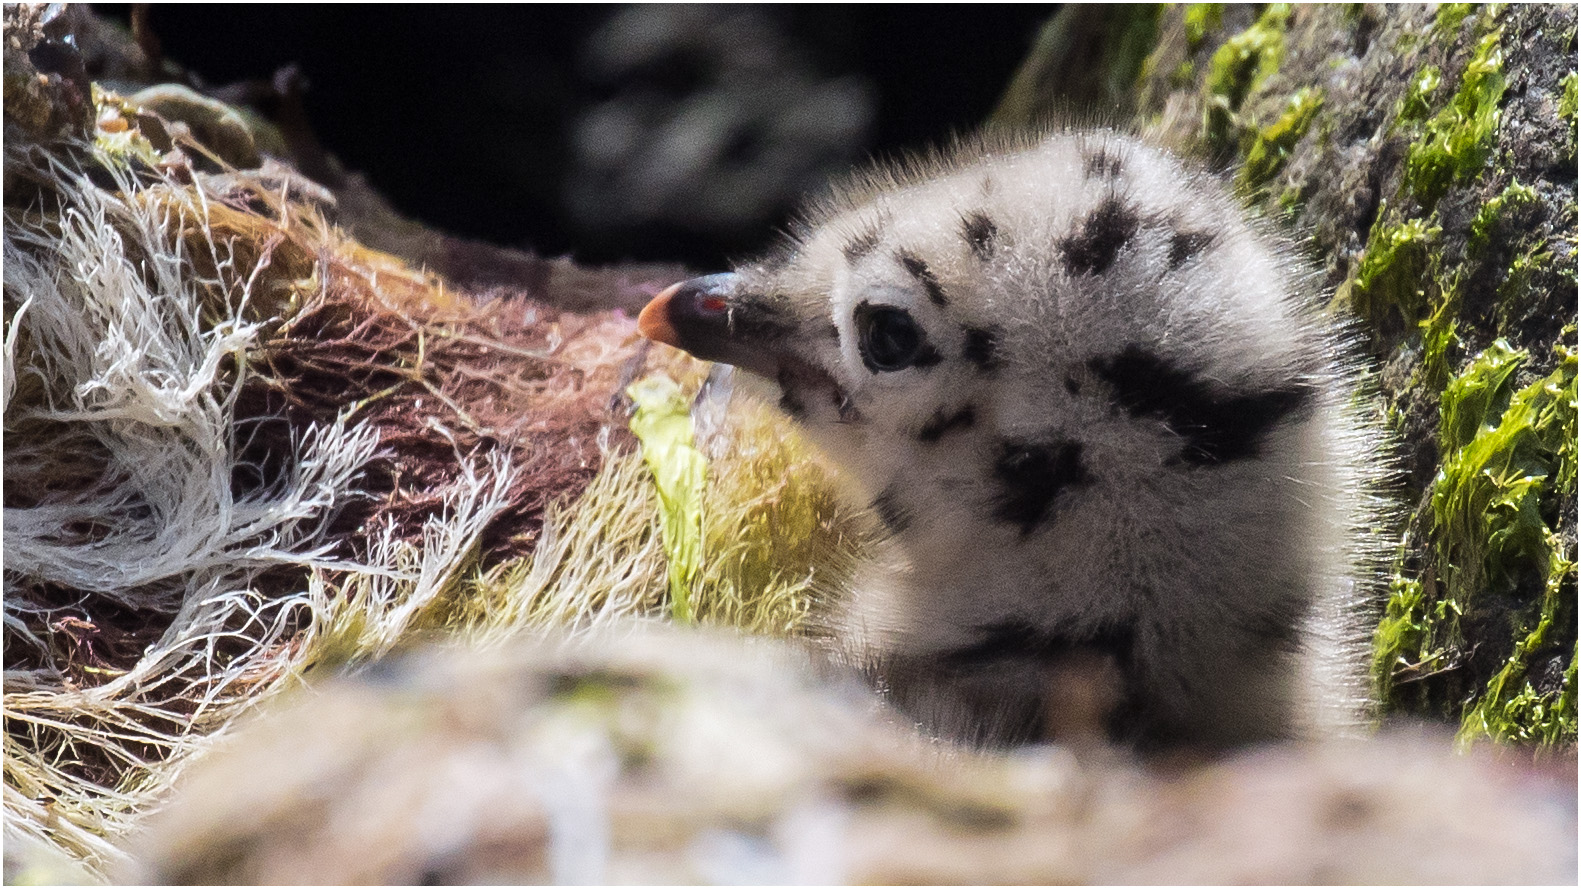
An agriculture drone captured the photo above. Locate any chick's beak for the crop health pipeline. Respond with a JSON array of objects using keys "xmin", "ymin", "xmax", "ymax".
[
  {"xmin": 638, "ymin": 273, "xmax": 734, "ymax": 349},
  {"xmin": 637, "ymin": 273, "xmax": 777, "ymax": 378}
]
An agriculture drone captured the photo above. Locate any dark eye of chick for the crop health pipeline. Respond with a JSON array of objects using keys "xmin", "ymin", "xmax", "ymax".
[{"xmin": 855, "ymin": 303, "xmax": 925, "ymax": 372}]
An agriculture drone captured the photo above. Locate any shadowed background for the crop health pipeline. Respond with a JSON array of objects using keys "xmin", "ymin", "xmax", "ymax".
[{"xmin": 95, "ymin": 4, "xmax": 1055, "ymax": 268}]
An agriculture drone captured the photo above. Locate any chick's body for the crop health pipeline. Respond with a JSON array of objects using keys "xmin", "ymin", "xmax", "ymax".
[{"xmin": 640, "ymin": 130, "xmax": 1387, "ymax": 749}]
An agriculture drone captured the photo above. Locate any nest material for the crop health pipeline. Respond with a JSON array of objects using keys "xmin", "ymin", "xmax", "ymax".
[{"xmin": 2, "ymin": 82, "xmax": 867, "ymax": 878}]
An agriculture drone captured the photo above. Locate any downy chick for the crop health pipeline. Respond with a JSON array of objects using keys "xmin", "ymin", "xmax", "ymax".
[{"xmin": 639, "ymin": 129, "xmax": 1387, "ymax": 750}]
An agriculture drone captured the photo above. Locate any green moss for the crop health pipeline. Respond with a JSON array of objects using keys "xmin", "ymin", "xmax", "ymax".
[
  {"xmin": 1495, "ymin": 240, "xmax": 1559, "ymax": 335},
  {"xmin": 1439, "ymin": 339, "xmax": 1524, "ymax": 455},
  {"xmin": 1464, "ymin": 181, "xmax": 1556, "ymax": 336},
  {"xmin": 1560, "ymin": 71, "xmax": 1578, "ymax": 125},
  {"xmin": 1417, "ymin": 272, "xmax": 1461, "ymax": 395},
  {"xmin": 1436, "ymin": 346, "xmax": 1554, "ymax": 586},
  {"xmin": 1372, "ymin": 574, "xmax": 1434, "ymax": 702},
  {"xmin": 1445, "ymin": 344, "xmax": 1579, "ymax": 747},
  {"xmin": 1434, "ymin": 3, "xmax": 1476, "ymax": 36},
  {"xmin": 1397, "ymin": 66, "xmax": 1443, "ymax": 126},
  {"xmin": 1241, "ymin": 86, "xmax": 1324, "ymax": 192},
  {"xmin": 1458, "ymin": 544, "xmax": 1577, "ymax": 748},
  {"xmin": 1378, "ymin": 341, "xmax": 1580, "ymax": 738},
  {"xmin": 691, "ymin": 400, "xmax": 864, "ymax": 637},
  {"xmin": 1183, "ymin": 3, "xmax": 1224, "ymax": 51},
  {"xmin": 89, "ymin": 85, "xmax": 162, "ymax": 169},
  {"xmin": 1202, "ymin": 4, "xmax": 1291, "ymax": 154},
  {"xmin": 629, "ymin": 375, "xmax": 708, "ymax": 623},
  {"xmin": 1276, "ymin": 183, "xmax": 1305, "ymax": 216},
  {"xmin": 1403, "ymin": 29, "xmax": 1507, "ymax": 208},
  {"xmin": 1204, "ymin": 4, "xmax": 1288, "ymax": 102},
  {"xmin": 1556, "ymin": 330, "xmax": 1580, "ymax": 501},
  {"xmin": 1468, "ymin": 181, "xmax": 1539, "ymax": 256},
  {"xmin": 1346, "ymin": 210, "xmax": 1442, "ymax": 332},
  {"xmin": 1435, "ymin": 343, "xmax": 1577, "ymax": 739}
]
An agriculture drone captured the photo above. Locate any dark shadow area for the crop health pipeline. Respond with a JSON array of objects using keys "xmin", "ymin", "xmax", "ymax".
[{"xmin": 93, "ymin": 4, "xmax": 1054, "ymax": 269}]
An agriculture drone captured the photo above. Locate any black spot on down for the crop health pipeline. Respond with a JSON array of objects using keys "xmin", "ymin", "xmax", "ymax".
[
  {"xmin": 871, "ymin": 485, "xmax": 913, "ymax": 535},
  {"xmin": 1088, "ymin": 345, "xmax": 1312, "ymax": 465},
  {"xmin": 843, "ymin": 223, "xmax": 883, "ymax": 263},
  {"xmin": 1168, "ymin": 231, "xmax": 1215, "ymax": 269},
  {"xmin": 1083, "ymin": 147, "xmax": 1123, "ymax": 178},
  {"xmin": 990, "ymin": 439, "xmax": 1088, "ymax": 536},
  {"xmin": 942, "ymin": 619, "xmax": 1136, "ymax": 669},
  {"xmin": 917, "ymin": 404, "xmax": 976, "ymax": 443},
  {"xmin": 960, "ymin": 212, "xmax": 998, "ymax": 261},
  {"xmin": 1060, "ymin": 195, "xmax": 1140, "ymax": 276},
  {"xmin": 896, "ymin": 249, "xmax": 949, "ymax": 306},
  {"xmin": 776, "ymin": 365, "xmax": 807, "ymax": 419},
  {"xmin": 962, "ymin": 326, "xmax": 1002, "ymax": 372}
]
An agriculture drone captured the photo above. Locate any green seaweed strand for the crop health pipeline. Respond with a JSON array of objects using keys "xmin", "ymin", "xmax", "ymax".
[
  {"xmin": 628, "ymin": 375, "xmax": 708, "ymax": 623},
  {"xmin": 1434, "ymin": 342, "xmax": 1578, "ymax": 745},
  {"xmin": 1202, "ymin": 3, "xmax": 1291, "ymax": 154},
  {"xmin": 1403, "ymin": 28, "xmax": 1507, "ymax": 208}
]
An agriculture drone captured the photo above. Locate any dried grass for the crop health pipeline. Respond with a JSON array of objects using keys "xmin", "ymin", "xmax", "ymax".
[
  {"xmin": 4, "ymin": 150, "xmax": 378, "ymax": 872},
  {"xmin": 447, "ymin": 390, "xmax": 871, "ymax": 647}
]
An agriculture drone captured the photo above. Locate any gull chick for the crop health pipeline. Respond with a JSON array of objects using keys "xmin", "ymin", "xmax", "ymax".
[{"xmin": 639, "ymin": 130, "xmax": 1386, "ymax": 750}]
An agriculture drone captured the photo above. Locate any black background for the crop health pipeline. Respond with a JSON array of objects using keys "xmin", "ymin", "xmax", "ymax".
[{"xmin": 94, "ymin": 5, "xmax": 1053, "ymax": 268}]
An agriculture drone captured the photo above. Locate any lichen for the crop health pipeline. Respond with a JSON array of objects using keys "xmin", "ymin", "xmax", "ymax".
[
  {"xmin": 1402, "ymin": 29, "xmax": 1506, "ymax": 209},
  {"xmin": 1202, "ymin": 3, "xmax": 1290, "ymax": 155}
]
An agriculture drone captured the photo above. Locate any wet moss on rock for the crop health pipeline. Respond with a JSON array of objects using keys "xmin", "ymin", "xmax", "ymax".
[
  {"xmin": 1240, "ymin": 85, "xmax": 1323, "ymax": 195},
  {"xmin": 1401, "ymin": 29, "xmax": 1507, "ymax": 209},
  {"xmin": 1343, "ymin": 212, "xmax": 1442, "ymax": 337},
  {"xmin": 1201, "ymin": 4, "xmax": 1291, "ymax": 157}
]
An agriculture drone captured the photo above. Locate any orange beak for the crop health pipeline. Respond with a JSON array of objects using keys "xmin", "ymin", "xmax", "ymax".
[
  {"xmin": 637, "ymin": 281, "xmax": 685, "ymax": 348},
  {"xmin": 633, "ymin": 272, "xmax": 785, "ymax": 380}
]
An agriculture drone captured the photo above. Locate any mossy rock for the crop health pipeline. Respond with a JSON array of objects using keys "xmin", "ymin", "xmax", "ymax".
[{"xmin": 999, "ymin": 3, "xmax": 1578, "ymax": 751}]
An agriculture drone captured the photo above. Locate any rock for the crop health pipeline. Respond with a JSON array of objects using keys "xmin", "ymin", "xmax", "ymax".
[{"xmin": 121, "ymin": 627, "xmax": 1577, "ymax": 885}]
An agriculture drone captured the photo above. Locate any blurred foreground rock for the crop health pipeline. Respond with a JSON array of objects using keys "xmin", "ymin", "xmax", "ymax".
[{"xmin": 123, "ymin": 627, "xmax": 1576, "ymax": 885}]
